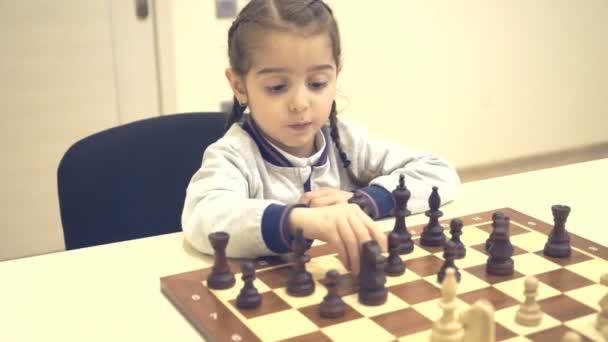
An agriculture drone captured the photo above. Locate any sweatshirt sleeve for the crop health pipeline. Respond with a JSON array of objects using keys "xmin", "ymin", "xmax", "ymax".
[
  {"xmin": 341, "ymin": 121, "xmax": 461, "ymax": 218},
  {"xmin": 181, "ymin": 140, "xmax": 303, "ymax": 258}
]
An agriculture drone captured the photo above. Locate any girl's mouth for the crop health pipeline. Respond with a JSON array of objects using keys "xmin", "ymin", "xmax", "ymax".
[{"xmin": 288, "ymin": 122, "xmax": 312, "ymax": 131}]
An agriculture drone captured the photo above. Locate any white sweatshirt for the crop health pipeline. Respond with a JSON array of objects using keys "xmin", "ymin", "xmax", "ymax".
[{"xmin": 182, "ymin": 116, "xmax": 460, "ymax": 258}]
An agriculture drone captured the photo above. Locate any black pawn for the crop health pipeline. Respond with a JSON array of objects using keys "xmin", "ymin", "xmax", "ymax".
[
  {"xmin": 486, "ymin": 211, "xmax": 505, "ymax": 251},
  {"xmin": 391, "ymin": 174, "xmax": 414, "ymax": 254},
  {"xmin": 486, "ymin": 218, "xmax": 514, "ymax": 276},
  {"xmin": 420, "ymin": 186, "xmax": 446, "ymax": 247},
  {"xmin": 287, "ymin": 228, "xmax": 315, "ymax": 296},
  {"xmin": 207, "ymin": 232, "xmax": 236, "ymax": 289},
  {"xmin": 236, "ymin": 261, "xmax": 262, "ymax": 309},
  {"xmin": 358, "ymin": 240, "xmax": 387, "ymax": 306},
  {"xmin": 319, "ymin": 270, "xmax": 346, "ymax": 319},
  {"xmin": 543, "ymin": 205, "xmax": 572, "ymax": 258},
  {"xmin": 385, "ymin": 231, "xmax": 406, "ymax": 276},
  {"xmin": 437, "ymin": 240, "xmax": 461, "ymax": 283},
  {"xmin": 449, "ymin": 218, "xmax": 466, "ymax": 259}
]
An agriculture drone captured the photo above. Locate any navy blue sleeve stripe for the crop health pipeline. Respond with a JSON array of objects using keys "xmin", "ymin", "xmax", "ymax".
[
  {"xmin": 261, "ymin": 203, "xmax": 308, "ymax": 253},
  {"xmin": 355, "ymin": 185, "xmax": 394, "ymax": 219}
]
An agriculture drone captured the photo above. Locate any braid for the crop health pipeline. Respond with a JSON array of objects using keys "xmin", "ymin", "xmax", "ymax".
[
  {"xmin": 224, "ymin": 96, "xmax": 247, "ymax": 133},
  {"xmin": 328, "ymin": 101, "xmax": 376, "ymax": 187}
]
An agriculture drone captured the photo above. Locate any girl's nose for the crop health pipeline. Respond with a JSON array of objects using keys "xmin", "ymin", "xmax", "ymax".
[{"xmin": 289, "ymin": 86, "xmax": 309, "ymax": 113}]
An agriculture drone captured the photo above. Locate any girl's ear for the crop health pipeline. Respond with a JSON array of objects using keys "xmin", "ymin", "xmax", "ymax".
[
  {"xmin": 336, "ymin": 64, "xmax": 342, "ymax": 77},
  {"xmin": 225, "ymin": 68, "xmax": 248, "ymax": 104}
]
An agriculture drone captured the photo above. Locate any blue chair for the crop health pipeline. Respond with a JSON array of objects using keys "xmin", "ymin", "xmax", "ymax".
[{"xmin": 57, "ymin": 112, "xmax": 227, "ymax": 250}]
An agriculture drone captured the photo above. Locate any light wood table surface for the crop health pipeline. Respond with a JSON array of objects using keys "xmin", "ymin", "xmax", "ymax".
[{"xmin": 1, "ymin": 159, "xmax": 606, "ymax": 341}]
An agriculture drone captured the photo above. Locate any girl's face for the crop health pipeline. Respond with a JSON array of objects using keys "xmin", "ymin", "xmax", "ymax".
[{"xmin": 231, "ymin": 31, "xmax": 339, "ymax": 158}]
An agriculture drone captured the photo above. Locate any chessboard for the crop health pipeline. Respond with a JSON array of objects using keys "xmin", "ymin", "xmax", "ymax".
[{"xmin": 160, "ymin": 207, "xmax": 607, "ymax": 342}]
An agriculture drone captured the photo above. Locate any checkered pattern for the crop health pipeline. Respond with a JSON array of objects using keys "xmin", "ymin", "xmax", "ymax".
[{"xmin": 161, "ymin": 208, "xmax": 608, "ymax": 342}]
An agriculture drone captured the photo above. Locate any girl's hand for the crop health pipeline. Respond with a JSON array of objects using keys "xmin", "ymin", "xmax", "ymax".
[
  {"xmin": 298, "ymin": 187, "xmax": 354, "ymax": 207},
  {"xmin": 289, "ymin": 204, "xmax": 387, "ymax": 274}
]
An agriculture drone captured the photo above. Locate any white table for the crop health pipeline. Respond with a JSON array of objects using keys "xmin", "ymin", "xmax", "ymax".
[{"xmin": 1, "ymin": 159, "xmax": 606, "ymax": 341}]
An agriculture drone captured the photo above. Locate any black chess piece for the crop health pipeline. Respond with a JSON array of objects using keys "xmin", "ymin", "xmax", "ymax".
[
  {"xmin": 206, "ymin": 232, "xmax": 236, "ymax": 289},
  {"xmin": 486, "ymin": 218, "xmax": 514, "ymax": 276},
  {"xmin": 437, "ymin": 240, "xmax": 461, "ymax": 283},
  {"xmin": 486, "ymin": 211, "xmax": 506, "ymax": 251},
  {"xmin": 391, "ymin": 174, "xmax": 414, "ymax": 254},
  {"xmin": 287, "ymin": 228, "xmax": 315, "ymax": 296},
  {"xmin": 236, "ymin": 260, "xmax": 262, "ymax": 309},
  {"xmin": 449, "ymin": 218, "xmax": 466, "ymax": 259},
  {"xmin": 385, "ymin": 231, "xmax": 406, "ymax": 276},
  {"xmin": 358, "ymin": 240, "xmax": 387, "ymax": 306},
  {"xmin": 420, "ymin": 186, "xmax": 446, "ymax": 246},
  {"xmin": 319, "ymin": 270, "xmax": 346, "ymax": 319},
  {"xmin": 543, "ymin": 205, "xmax": 572, "ymax": 258}
]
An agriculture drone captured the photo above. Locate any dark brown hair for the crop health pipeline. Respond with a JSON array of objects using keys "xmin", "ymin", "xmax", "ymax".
[{"xmin": 225, "ymin": 0, "xmax": 372, "ymax": 186}]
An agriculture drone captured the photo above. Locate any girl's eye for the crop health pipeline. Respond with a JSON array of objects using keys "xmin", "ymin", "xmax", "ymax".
[
  {"xmin": 309, "ymin": 81, "xmax": 327, "ymax": 90},
  {"xmin": 266, "ymin": 84, "xmax": 286, "ymax": 93}
]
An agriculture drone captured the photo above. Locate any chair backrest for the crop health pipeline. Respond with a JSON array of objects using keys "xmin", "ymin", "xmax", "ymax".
[{"xmin": 58, "ymin": 112, "xmax": 227, "ymax": 250}]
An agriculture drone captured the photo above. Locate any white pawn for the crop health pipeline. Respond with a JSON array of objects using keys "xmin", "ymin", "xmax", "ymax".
[
  {"xmin": 561, "ymin": 331, "xmax": 582, "ymax": 342},
  {"xmin": 597, "ymin": 273, "xmax": 608, "ymax": 332},
  {"xmin": 431, "ymin": 268, "xmax": 464, "ymax": 342},
  {"xmin": 460, "ymin": 299, "xmax": 495, "ymax": 342},
  {"xmin": 515, "ymin": 276, "xmax": 542, "ymax": 326}
]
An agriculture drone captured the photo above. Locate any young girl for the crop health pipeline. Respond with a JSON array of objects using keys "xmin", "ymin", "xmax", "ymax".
[{"xmin": 182, "ymin": 0, "xmax": 460, "ymax": 273}]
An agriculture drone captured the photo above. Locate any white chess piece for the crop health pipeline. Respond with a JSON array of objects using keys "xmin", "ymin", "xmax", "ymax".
[
  {"xmin": 460, "ymin": 299, "xmax": 495, "ymax": 342},
  {"xmin": 597, "ymin": 273, "xmax": 608, "ymax": 332},
  {"xmin": 430, "ymin": 268, "xmax": 464, "ymax": 342},
  {"xmin": 515, "ymin": 276, "xmax": 542, "ymax": 326}
]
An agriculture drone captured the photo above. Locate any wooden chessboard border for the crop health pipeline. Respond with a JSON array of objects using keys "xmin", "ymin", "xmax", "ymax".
[{"xmin": 160, "ymin": 207, "xmax": 607, "ymax": 341}]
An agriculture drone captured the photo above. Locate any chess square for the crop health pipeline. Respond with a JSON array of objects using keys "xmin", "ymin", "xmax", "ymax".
[
  {"xmin": 397, "ymin": 243, "xmax": 432, "ymax": 261},
  {"xmin": 397, "ymin": 329, "xmax": 430, "ymax": 342},
  {"xmin": 384, "ymin": 267, "xmax": 422, "ymax": 287},
  {"xmin": 494, "ymin": 323, "xmax": 519, "ymax": 341},
  {"xmin": 298, "ymin": 302, "xmax": 363, "ymax": 328},
  {"xmin": 342, "ymin": 291, "xmax": 409, "ymax": 317},
  {"xmin": 500, "ymin": 337, "xmax": 533, "ymax": 342},
  {"xmin": 255, "ymin": 264, "xmax": 291, "ymax": 289},
  {"xmin": 535, "ymin": 268, "xmax": 595, "ymax": 292},
  {"xmin": 424, "ymin": 269, "xmax": 490, "ymax": 294},
  {"xmin": 465, "ymin": 264, "xmax": 525, "ymax": 285},
  {"xmin": 406, "ymin": 255, "xmax": 444, "ymax": 277},
  {"xmin": 509, "ymin": 230, "xmax": 548, "ymax": 253},
  {"xmin": 457, "ymin": 286, "xmax": 519, "ymax": 311},
  {"xmin": 205, "ymin": 275, "xmax": 271, "ymax": 302},
  {"xmin": 565, "ymin": 283, "xmax": 605, "ymax": 311},
  {"xmin": 246, "ymin": 309, "xmax": 318, "ymax": 341},
  {"xmin": 388, "ymin": 279, "xmax": 441, "ymax": 305},
  {"xmin": 476, "ymin": 221, "xmax": 530, "ymax": 236},
  {"xmin": 443, "ymin": 246, "xmax": 487, "ymax": 269},
  {"xmin": 511, "ymin": 253, "xmax": 562, "ymax": 276},
  {"xmin": 413, "ymin": 238, "xmax": 444, "ymax": 254},
  {"xmin": 525, "ymin": 325, "xmax": 593, "ymax": 342},
  {"xmin": 565, "ymin": 258, "xmax": 608, "ymax": 282},
  {"xmin": 371, "ymin": 307, "xmax": 433, "ymax": 337},
  {"xmin": 273, "ymin": 280, "xmax": 327, "ymax": 309},
  {"xmin": 494, "ymin": 304, "xmax": 561, "ymax": 337},
  {"xmin": 278, "ymin": 331, "xmax": 333, "ymax": 342},
  {"xmin": 493, "ymin": 277, "xmax": 561, "ymax": 302},
  {"xmin": 565, "ymin": 314, "xmax": 605, "ymax": 341},
  {"xmin": 470, "ymin": 243, "xmax": 528, "ymax": 257},
  {"xmin": 537, "ymin": 294, "xmax": 596, "ymax": 322},
  {"xmin": 533, "ymin": 247, "xmax": 593, "ymax": 267},
  {"xmin": 321, "ymin": 317, "xmax": 395, "ymax": 342},
  {"xmin": 460, "ymin": 224, "xmax": 492, "ymax": 244},
  {"xmin": 228, "ymin": 290, "xmax": 290, "ymax": 319}
]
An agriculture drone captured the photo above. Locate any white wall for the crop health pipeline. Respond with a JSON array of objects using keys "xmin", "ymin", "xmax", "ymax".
[{"xmin": 170, "ymin": 0, "xmax": 608, "ymax": 167}]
